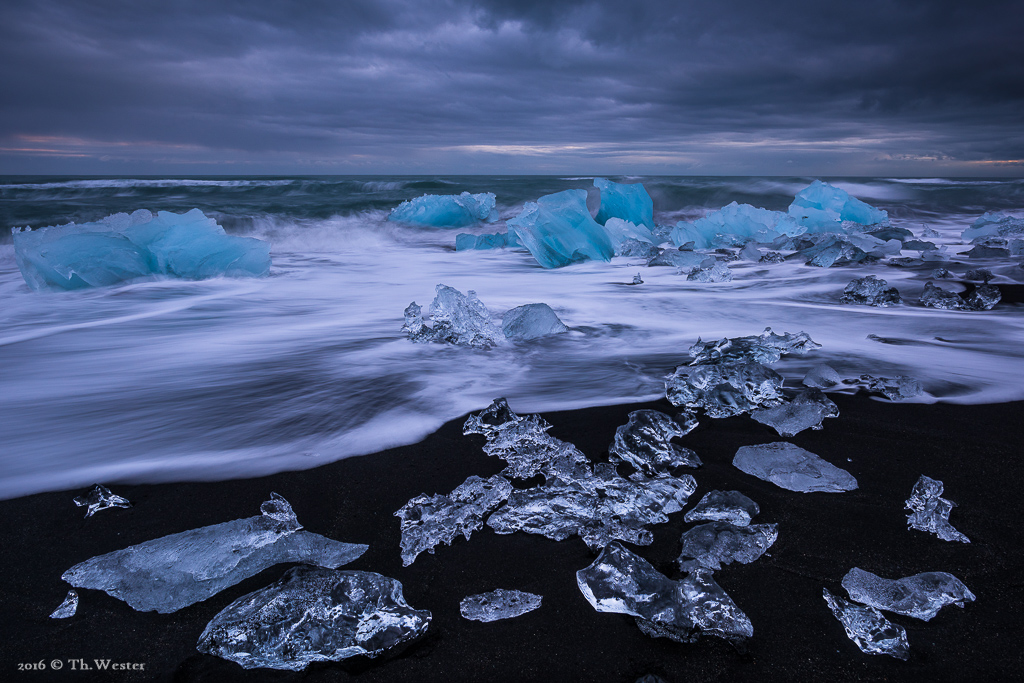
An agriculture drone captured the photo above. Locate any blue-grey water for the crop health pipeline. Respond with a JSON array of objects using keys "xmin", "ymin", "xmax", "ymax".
[{"xmin": 1, "ymin": 176, "xmax": 1022, "ymax": 500}]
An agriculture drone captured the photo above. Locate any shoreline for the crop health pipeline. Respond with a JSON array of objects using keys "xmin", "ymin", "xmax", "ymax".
[{"xmin": 1, "ymin": 394, "xmax": 1022, "ymax": 682}]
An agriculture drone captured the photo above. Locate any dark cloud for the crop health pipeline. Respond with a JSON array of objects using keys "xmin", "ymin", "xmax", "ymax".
[{"xmin": 0, "ymin": 0, "xmax": 1021, "ymax": 174}]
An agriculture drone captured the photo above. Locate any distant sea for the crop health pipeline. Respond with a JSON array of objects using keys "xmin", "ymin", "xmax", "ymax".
[{"xmin": 1, "ymin": 175, "xmax": 1022, "ymax": 500}]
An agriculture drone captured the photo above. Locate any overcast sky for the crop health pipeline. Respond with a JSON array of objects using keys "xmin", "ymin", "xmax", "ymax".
[{"xmin": 1, "ymin": 0, "xmax": 1022, "ymax": 175}]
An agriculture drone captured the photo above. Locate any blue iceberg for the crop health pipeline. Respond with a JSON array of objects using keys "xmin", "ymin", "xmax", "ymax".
[
  {"xmin": 507, "ymin": 189, "xmax": 615, "ymax": 268},
  {"xmin": 670, "ymin": 202, "xmax": 804, "ymax": 250},
  {"xmin": 788, "ymin": 181, "xmax": 888, "ymax": 231},
  {"xmin": 594, "ymin": 178, "xmax": 655, "ymax": 229},
  {"xmin": 13, "ymin": 208, "xmax": 271, "ymax": 291},
  {"xmin": 388, "ymin": 192, "xmax": 497, "ymax": 228}
]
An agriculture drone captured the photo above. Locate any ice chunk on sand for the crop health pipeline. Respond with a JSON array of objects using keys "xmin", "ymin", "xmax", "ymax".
[
  {"xmin": 608, "ymin": 409, "xmax": 701, "ymax": 475},
  {"xmin": 842, "ymin": 567, "xmax": 975, "ymax": 621},
  {"xmin": 751, "ymin": 389, "xmax": 839, "ymax": 437},
  {"xmin": 62, "ymin": 493, "xmax": 367, "ymax": 613},
  {"xmin": 840, "ymin": 275, "xmax": 902, "ymax": 306},
  {"xmin": 665, "ymin": 362, "xmax": 785, "ymax": 418},
  {"xmin": 685, "ymin": 490, "xmax": 760, "ymax": 526},
  {"xmin": 507, "ymin": 189, "xmax": 615, "ymax": 268},
  {"xmin": 501, "ymin": 303, "xmax": 568, "ymax": 340},
  {"xmin": 678, "ymin": 522, "xmax": 777, "ymax": 571},
  {"xmin": 859, "ymin": 375, "xmax": 923, "ymax": 401},
  {"xmin": 961, "ymin": 211, "xmax": 1024, "ymax": 241},
  {"xmin": 905, "ymin": 475, "xmax": 970, "ymax": 543},
  {"xmin": 795, "ymin": 234, "xmax": 869, "ymax": 267},
  {"xmin": 823, "ymin": 588, "xmax": 909, "ymax": 660},
  {"xmin": 74, "ymin": 484, "xmax": 131, "ymax": 517},
  {"xmin": 460, "ymin": 589, "xmax": 542, "ymax": 622},
  {"xmin": 594, "ymin": 178, "xmax": 655, "ymax": 229},
  {"xmin": 687, "ymin": 263, "xmax": 733, "ymax": 282},
  {"xmin": 197, "ymin": 567, "xmax": 431, "ymax": 671},
  {"xmin": 921, "ymin": 281, "xmax": 1001, "ymax": 311},
  {"xmin": 802, "ymin": 363, "xmax": 842, "ymax": 389},
  {"xmin": 788, "ymin": 180, "xmax": 889, "ymax": 230},
  {"xmin": 49, "ymin": 590, "xmax": 78, "ymax": 619},
  {"xmin": 388, "ymin": 191, "xmax": 496, "ymax": 228},
  {"xmin": 670, "ymin": 202, "xmax": 804, "ymax": 250},
  {"xmin": 578, "ymin": 542, "xmax": 753, "ymax": 644},
  {"xmin": 403, "ymin": 284, "xmax": 505, "ymax": 347},
  {"xmin": 12, "ymin": 209, "xmax": 270, "ymax": 290},
  {"xmin": 395, "ymin": 475, "xmax": 513, "ymax": 566},
  {"xmin": 963, "ymin": 268, "xmax": 995, "ymax": 283},
  {"xmin": 733, "ymin": 443, "xmax": 857, "ymax": 493},
  {"xmin": 687, "ymin": 328, "xmax": 820, "ymax": 366},
  {"xmin": 464, "ymin": 399, "xmax": 581, "ymax": 479},
  {"xmin": 632, "ymin": 272, "xmax": 644, "ymax": 284}
]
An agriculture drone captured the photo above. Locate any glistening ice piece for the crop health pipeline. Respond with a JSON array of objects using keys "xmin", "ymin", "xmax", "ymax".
[
  {"xmin": 841, "ymin": 568, "xmax": 975, "ymax": 621},
  {"xmin": 750, "ymin": 389, "xmax": 839, "ymax": 437},
  {"xmin": 733, "ymin": 442, "xmax": 858, "ymax": 493},
  {"xmin": 905, "ymin": 475, "xmax": 970, "ymax": 543},
  {"xmin": 460, "ymin": 589, "xmax": 543, "ymax": 622},
  {"xmin": 501, "ymin": 303, "xmax": 568, "ymax": 340},
  {"xmin": 74, "ymin": 484, "xmax": 131, "ymax": 517},
  {"xmin": 608, "ymin": 409, "xmax": 701, "ymax": 475},
  {"xmin": 197, "ymin": 567, "xmax": 431, "ymax": 671},
  {"xmin": 823, "ymin": 589, "xmax": 909, "ymax": 660},
  {"xmin": 62, "ymin": 493, "xmax": 367, "ymax": 613},
  {"xmin": 49, "ymin": 590, "xmax": 78, "ymax": 619},
  {"xmin": 684, "ymin": 490, "xmax": 760, "ymax": 526},
  {"xmin": 403, "ymin": 284, "xmax": 506, "ymax": 348},
  {"xmin": 678, "ymin": 522, "xmax": 778, "ymax": 571},
  {"xmin": 387, "ymin": 191, "xmax": 496, "ymax": 228},
  {"xmin": 840, "ymin": 275, "xmax": 902, "ymax": 307}
]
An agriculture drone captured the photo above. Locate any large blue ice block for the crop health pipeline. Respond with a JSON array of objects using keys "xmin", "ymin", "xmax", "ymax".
[
  {"xmin": 788, "ymin": 180, "xmax": 888, "ymax": 231},
  {"xmin": 594, "ymin": 178, "xmax": 655, "ymax": 229},
  {"xmin": 387, "ymin": 192, "xmax": 497, "ymax": 228},
  {"xmin": 507, "ymin": 189, "xmax": 615, "ymax": 268}
]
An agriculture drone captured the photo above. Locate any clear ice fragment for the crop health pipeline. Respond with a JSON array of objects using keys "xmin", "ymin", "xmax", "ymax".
[
  {"xmin": 961, "ymin": 211, "xmax": 1024, "ymax": 241},
  {"xmin": 665, "ymin": 362, "xmax": 785, "ymax": 418},
  {"xmin": 802, "ymin": 363, "xmax": 842, "ymax": 389},
  {"xmin": 577, "ymin": 542, "xmax": 753, "ymax": 644},
  {"xmin": 859, "ymin": 375, "xmax": 923, "ymax": 401},
  {"xmin": 618, "ymin": 239, "xmax": 661, "ymax": 259},
  {"xmin": 687, "ymin": 328, "xmax": 820, "ymax": 366},
  {"xmin": 608, "ymin": 409, "xmax": 701, "ymax": 475},
  {"xmin": 632, "ymin": 272, "xmax": 644, "ymax": 284},
  {"xmin": 963, "ymin": 268, "xmax": 995, "ymax": 283},
  {"xmin": 395, "ymin": 474, "xmax": 513, "ymax": 566},
  {"xmin": 733, "ymin": 442, "xmax": 858, "ymax": 493},
  {"xmin": 841, "ymin": 567, "xmax": 975, "ymax": 621},
  {"xmin": 840, "ymin": 275, "xmax": 902, "ymax": 306},
  {"xmin": 74, "ymin": 484, "xmax": 131, "ymax": 517},
  {"xmin": 684, "ymin": 490, "xmax": 760, "ymax": 526},
  {"xmin": 760, "ymin": 251, "xmax": 785, "ymax": 263},
  {"xmin": 678, "ymin": 522, "xmax": 777, "ymax": 571},
  {"xmin": 62, "ymin": 493, "xmax": 367, "ymax": 613},
  {"xmin": 750, "ymin": 389, "xmax": 839, "ymax": 436},
  {"xmin": 921, "ymin": 282, "xmax": 1000, "ymax": 312},
  {"xmin": 963, "ymin": 284, "xmax": 1001, "ymax": 311},
  {"xmin": 387, "ymin": 192, "xmax": 497, "ymax": 228},
  {"xmin": 501, "ymin": 303, "xmax": 568, "ymax": 340},
  {"xmin": 460, "ymin": 589, "xmax": 542, "ymax": 622},
  {"xmin": 823, "ymin": 588, "xmax": 909, "ymax": 660},
  {"xmin": 50, "ymin": 590, "xmax": 78, "ymax": 619},
  {"xmin": 197, "ymin": 567, "xmax": 431, "ymax": 671},
  {"xmin": 686, "ymin": 262, "xmax": 733, "ymax": 282},
  {"xmin": 403, "ymin": 284, "xmax": 505, "ymax": 347},
  {"xmin": 905, "ymin": 475, "xmax": 970, "ymax": 543}
]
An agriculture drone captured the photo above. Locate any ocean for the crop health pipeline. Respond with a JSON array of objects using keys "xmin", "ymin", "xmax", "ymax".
[{"xmin": 1, "ymin": 175, "xmax": 1022, "ymax": 500}]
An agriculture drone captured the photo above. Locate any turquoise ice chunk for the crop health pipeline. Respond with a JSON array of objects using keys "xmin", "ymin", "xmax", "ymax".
[
  {"xmin": 594, "ymin": 178, "xmax": 655, "ymax": 229},
  {"xmin": 507, "ymin": 189, "xmax": 615, "ymax": 268},
  {"xmin": 788, "ymin": 180, "xmax": 888, "ymax": 231},
  {"xmin": 388, "ymin": 191, "xmax": 497, "ymax": 228},
  {"xmin": 603, "ymin": 218, "xmax": 656, "ymax": 252},
  {"xmin": 13, "ymin": 227, "xmax": 152, "ymax": 290},
  {"xmin": 670, "ymin": 202, "xmax": 804, "ymax": 250},
  {"xmin": 455, "ymin": 231, "xmax": 520, "ymax": 251}
]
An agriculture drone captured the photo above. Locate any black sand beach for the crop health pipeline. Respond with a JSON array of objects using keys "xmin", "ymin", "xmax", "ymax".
[{"xmin": 2, "ymin": 394, "xmax": 1022, "ymax": 682}]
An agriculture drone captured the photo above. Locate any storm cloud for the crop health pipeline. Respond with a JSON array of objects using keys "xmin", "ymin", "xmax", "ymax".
[{"xmin": 1, "ymin": 0, "xmax": 1021, "ymax": 174}]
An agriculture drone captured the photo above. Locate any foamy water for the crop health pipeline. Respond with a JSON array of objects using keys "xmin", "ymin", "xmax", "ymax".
[{"xmin": 1, "ymin": 176, "xmax": 1022, "ymax": 499}]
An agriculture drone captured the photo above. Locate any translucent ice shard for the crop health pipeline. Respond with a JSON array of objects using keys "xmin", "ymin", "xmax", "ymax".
[
  {"xmin": 841, "ymin": 567, "xmax": 975, "ymax": 621},
  {"xmin": 670, "ymin": 202, "xmax": 804, "ymax": 250},
  {"xmin": 840, "ymin": 275, "xmax": 902, "ymax": 306},
  {"xmin": 750, "ymin": 389, "xmax": 839, "ymax": 437},
  {"xmin": 501, "ymin": 303, "xmax": 568, "ymax": 340},
  {"xmin": 618, "ymin": 239, "xmax": 661, "ymax": 259},
  {"xmin": 507, "ymin": 189, "xmax": 615, "ymax": 268},
  {"xmin": 859, "ymin": 375, "xmax": 923, "ymax": 401},
  {"xmin": 921, "ymin": 282, "xmax": 1001, "ymax": 312},
  {"xmin": 678, "ymin": 522, "xmax": 777, "ymax": 571},
  {"xmin": 733, "ymin": 442, "xmax": 858, "ymax": 493},
  {"xmin": 387, "ymin": 191, "xmax": 497, "ymax": 228},
  {"xmin": 963, "ymin": 284, "xmax": 1002, "ymax": 311},
  {"xmin": 74, "ymin": 484, "xmax": 131, "ymax": 517},
  {"xmin": 687, "ymin": 328, "xmax": 820, "ymax": 366},
  {"xmin": 608, "ymin": 409, "xmax": 701, "ymax": 475},
  {"xmin": 823, "ymin": 588, "xmax": 909, "ymax": 660},
  {"xmin": 788, "ymin": 180, "xmax": 889, "ymax": 231},
  {"xmin": 961, "ymin": 211, "xmax": 1024, "ymax": 241},
  {"xmin": 577, "ymin": 542, "xmax": 753, "ymax": 644},
  {"xmin": 455, "ymin": 231, "xmax": 518, "ymax": 250},
  {"xmin": 665, "ymin": 362, "xmax": 785, "ymax": 418},
  {"xmin": 648, "ymin": 249, "xmax": 709, "ymax": 269},
  {"xmin": 465, "ymin": 401, "xmax": 581, "ymax": 479},
  {"xmin": 905, "ymin": 475, "xmax": 970, "ymax": 543},
  {"xmin": 796, "ymin": 234, "xmax": 869, "ymax": 267},
  {"xmin": 632, "ymin": 272, "xmax": 644, "ymax": 285},
  {"xmin": 62, "ymin": 493, "xmax": 368, "ymax": 613},
  {"xmin": 50, "ymin": 590, "xmax": 78, "ymax": 619},
  {"xmin": 460, "ymin": 589, "xmax": 542, "ymax": 622},
  {"xmin": 687, "ymin": 263, "xmax": 734, "ymax": 282},
  {"xmin": 403, "ymin": 284, "xmax": 505, "ymax": 347},
  {"xmin": 803, "ymin": 363, "xmax": 842, "ymax": 389},
  {"xmin": 197, "ymin": 567, "xmax": 431, "ymax": 671},
  {"xmin": 395, "ymin": 474, "xmax": 513, "ymax": 566},
  {"xmin": 684, "ymin": 490, "xmax": 759, "ymax": 526},
  {"xmin": 594, "ymin": 178, "xmax": 655, "ymax": 229}
]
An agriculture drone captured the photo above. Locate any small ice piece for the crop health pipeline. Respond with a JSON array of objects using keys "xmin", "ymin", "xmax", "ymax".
[
  {"xmin": 648, "ymin": 249, "xmax": 709, "ymax": 268},
  {"xmin": 963, "ymin": 284, "xmax": 1001, "ymax": 311},
  {"xmin": 796, "ymin": 234, "xmax": 869, "ymax": 267},
  {"xmin": 197, "ymin": 567, "xmax": 431, "ymax": 671},
  {"xmin": 460, "ymin": 589, "xmax": 542, "ymax": 622},
  {"xmin": 73, "ymin": 484, "xmax": 131, "ymax": 517},
  {"xmin": 403, "ymin": 284, "xmax": 505, "ymax": 347},
  {"xmin": 759, "ymin": 251, "xmax": 785, "ymax": 264},
  {"xmin": 62, "ymin": 493, "xmax": 368, "ymax": 613},
  {"xmin": 921, "ymin": 281, "xmax": 966, "ymax": 310},
  {"xmin": 859, "ymin": 375, "xmax": 923, "ymax": 401},
  {"xmin": 842, "ymin": 567, "xmax": 975, "ymax": 621},
  {"xmin": 501, "ymin": 303, "xmax": 568, "ymax": 340},
  {"xmin": 608, "ymin": 409, "xmax": 701, "ymax": 475},
  {"xmin": 388, "ymin": 191, "xmax": 496, "ymax": 228},
  {"xmin": 733, "ymin": 442, "xmax": 858, "ymax": 493},
  {"xmin": 632, "ymin": 272, "xmax": 644, "ymax": 284},
  {"xmin": 50, "ymin": 590, "xmax": 78, "ymax": 619},
  {"xmin": 618, "ymin": 239, "xmax": 661, "ymax": 259},
  {"xmin": 750, "ymin": 389, "xmax": 839, "ymax": 436},
  {"xmin": 395, "ymin": 474, "xmax": 513, "ymax": 566},
  {"xmin": 905, "ymin": 475, "xmax": 970, "ymax": 543},
  {"xmin": 665, "ymin": 361, "xmax": 785, "ymax": 418},
  {"xmin": 788, "ymin": 180, "xmax": 889, "ymax": 230},
  {"xmin": 802, "ymin": 363, "xmax": 842, "ymax": 389},
  {"xmin": 678, "ymin": 522, "xmax": 777, "ymax": 571},
  {"xmin": 467, "ymin": 402, "xmax": 582, "ymax": 479},
  {"xmin": 685, "ymin": 490, "xmax": 760, "ymax": 526},
  {"xmin": 931, "ymin": 267, "xmax": 953, "ymax": 278},
  {"xmin": 823, "ymin": 588, "xmax": 909, "ymax": 660},
  {"xmin": 577, "ymin": 542, "xmax": 753, "ymax": 644},
  {"xmin": 507, "ymin": 189, "xmax": 615, "ymax": 268},
  {"xmin": 963, "ymin": 268, "xmax": 995, "ymax": 283},
  {"xmin": 603, "ymin": 218, "xmax": 657, "ymax": 251},
  {"xmin": 739, "ymin": 242, "xmax": 763, "ymax": 261},
  {"xmin": 594, "ymin": 178, "xmax": 655, "ymax": 229},
  {"xmin": 463, "ymin": 397, "xmax": 524, "ymax": 437},
  {"xmin": 687, "ymin": 262, "xmax": 733, "ymax": 282},
  {"xmin": 687, "ymin": 327, "xmax": 820, "ymax": 366},
  {"xmin": 840, "ymin": 275, "xmax": 902, "ymax": 307},
  {"xmin": 455, "ymin": 231, "xmax": 517, "ymax": 250}
]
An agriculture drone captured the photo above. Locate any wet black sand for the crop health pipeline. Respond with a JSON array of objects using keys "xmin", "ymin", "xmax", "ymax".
[{"xmin": 2, "ymin": 394, "xmax": 1022, "ymax": 682}]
